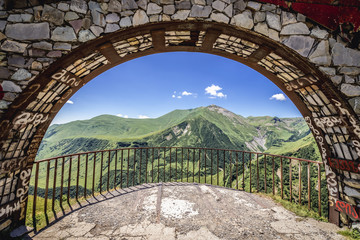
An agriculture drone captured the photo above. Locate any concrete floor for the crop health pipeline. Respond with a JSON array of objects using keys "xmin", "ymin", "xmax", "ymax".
[{"xmin": 31, "ymin": 183, "xmax": 344, "ymax": 240}]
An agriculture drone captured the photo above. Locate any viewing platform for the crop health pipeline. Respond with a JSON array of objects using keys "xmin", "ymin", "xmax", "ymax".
[{"xmin": 30, "ymin": 183, "xmax": 343, "ymax": 239}]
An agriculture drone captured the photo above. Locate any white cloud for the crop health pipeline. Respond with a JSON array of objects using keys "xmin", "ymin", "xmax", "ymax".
[
  {"xmin": 270, "ymin": 93, "xmax": 286, "ymax": 101},
  {"xmin": 177, "ymin": 96, "xmax": 182, "ymax": 99},
  {"xmin": 205, "ymin": 84, "xmax": 227, "ymax": 98},
  {"xmin": 138, "ymin": 115, "xmax": 150, "ymax": 119},
  {"xmin": 117, "ymin": 114, "xmax": 129, "ymax": 118},
  {"xmin": 172, "ymin": 95, "xmax": 176, "ymax": 98},
  {"xmin": 182, "ymin": 91, "xmax": 193, "ymax": 96},
  {"xmin": 66, "ymin": 100, "xmax": 74, "ymax": 104}
]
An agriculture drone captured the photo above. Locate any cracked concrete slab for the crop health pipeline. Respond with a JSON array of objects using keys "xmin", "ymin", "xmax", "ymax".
[{"xmin": 32, "ymin": 183, "xmax": 345, "ymax": 239}]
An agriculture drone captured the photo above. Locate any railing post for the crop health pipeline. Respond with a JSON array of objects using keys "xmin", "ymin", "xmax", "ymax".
[
  {"xmin": 236, "ymin": 152, "xmax": 239, "ymax": 190},
  {"xmin": 120, "ymin": 150, "xmax": 124, "ymax": 188},
  {"xmin": 256, "ymin": 153, "xmax": 259, "ymax": 192},
  {"xmin": 100, "ymin": 152, "xmax": 104, "ymax": 192},
  {"xmin": 32, "ymin": 163, "xmax": 39, "ymax": 229},
  {"xmin": 163, "ymin": 147, "xmax": 166, "ymax": 182},
  {"xmin": 44, "ymin": 161, "xmax": 50, "ymax": 217},
  {"xmin": 67, "ymin": 156, "xmax": 72, "ymax": 203},
  {"xmin": 76, "ymin": 154, "xmax": 80, "ymax": 199},
  {"xmin": 308, "ymin": 162, "xmax": 311, "ymax": 210},
  {"xmin": 272, "ymin": 156, "xmax": 275, "ymax": 195},
  {"xmin": 169, "ymin": 148, "xmax": 172, "ymax": 181},
  {"xmin": 198, "ymin": 149, "xmax": 201, "ymax": 183},
  {"xmin": 242, "ymin": 152, "xmax": 245, "ymax": 190},
  {"xmin": 139, "ymin": 148, "xmax": 143, "ymax": 184},
  {"xmin": 318, "ymin": 163, "xmax": 321, "ymax": 217},
  {"xmin": 127, "ymin": 149, "xmax": 130, "ymax": 187},
  {"xmin": 60, "ymin": 157, "xmax": 65, "ymax": 205},
  {"xmin": 107, "ymin": 151, "xmax": 110, "ymax": 192},
  {"xmin": 187, "ymin": 148, "xmax": 190, "ymax": 182},
  {"xmin": 133, "ymin": 149, "xmax": 136, "ymax": 186},
  {"xmin": 249, "ymin": 153, "xmax": 252, "ymax": 193},
  {"xmin": 145, "ymin": 148, "xmax": 148, "ymax": 183},
  {"xmin": 92, "ymin": 153, "xmax": 96, "ymax": 196},
  {"xmin": 211, "ymin": 149, "xmax": 213, "ymax": 185},
  {"xmin": 229, "ymin": 151, "xmax": 232, "ymax": 188},
  {"xmin": 299, "ymin": 162, "xmax": 302, "ymax": 205},
  {"xmin": 280, "ymin": 157, "xmax": 283, "ymax": 200},
  {"xmin": 84, "ymin": 153, "xmax": 88, "ymax": 197},
  {"xmin": 52, "ymin": 158, "xmax": 58, "ymax": 211},
  {"xmin": 264, "ymin": 155, "xmax": 267, "ymax": 193},
  {"xmin": 204, "ymin": 149, "xmax": 207, "ymax": 184},
  {"xmin": 114, "ymin": 150, "xmax": 118, "ymax": 189},
  {"xmin": 217, "ymin": 150, "xmax": 220, "ymax": 186},
  {"xmin": 289, "ymin": 158, "xmax": 292, "ymax": 202}
]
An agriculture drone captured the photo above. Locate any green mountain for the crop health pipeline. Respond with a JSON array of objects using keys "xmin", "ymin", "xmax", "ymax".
[{"xmin": 36, "ymin": 105, "xmax": 320, "ymax": 161}]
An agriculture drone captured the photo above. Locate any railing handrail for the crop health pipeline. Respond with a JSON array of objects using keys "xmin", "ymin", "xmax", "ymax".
[{"xmin": 35, "ymin": 146, "xmax": 323, "ymax": 164}]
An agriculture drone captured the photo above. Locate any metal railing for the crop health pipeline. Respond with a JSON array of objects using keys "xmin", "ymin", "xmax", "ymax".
[{"xmin": 28, "ymin": 147, "xmax": 327, "ymax": 231}]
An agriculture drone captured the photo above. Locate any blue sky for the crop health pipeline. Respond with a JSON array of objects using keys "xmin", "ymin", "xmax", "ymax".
[{"xmin": 52, "ymin": 52, "xmax": 301, "ymax": 124}]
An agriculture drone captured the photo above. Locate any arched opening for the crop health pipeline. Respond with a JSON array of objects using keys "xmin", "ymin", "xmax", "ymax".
[{"xmin": 2, "ymin": 20, "xmax": 360, "ymax": 234}]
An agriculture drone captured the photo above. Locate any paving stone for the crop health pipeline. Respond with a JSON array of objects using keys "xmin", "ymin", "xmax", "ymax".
[
  {"xmin": 254, "ymin": 11, "xmax": 265, "ymax": 23},
  {"xmin": 133, "ymin": 9, "xmax": 149, "ymax": 26},
  {"xmin": 138, "ymin": 0, "xmax": 148, "ymax": 10},
  {"xmin": 164, "ymin": 5, "xmax": 175, "ymax": 14},
  {"xmin": 1, "ymin": 40, "xmax": 28, "ymax": 53},
  {"xmin": 6, "ymin": 23, "xmax": 50, "ymax": 40},
  {"xmin": 192, "ymin": 0, "xmax": 206, "ymax": 5},
  {"xmin": 11, "ymin": 69, "xmax": 31, "ymax": 81},
  {"xmin": 171, "ymin": 10, "xmax": 190, "ymax": 20},
  {"xmin": 230, "ymin": 10, "xmax": 253, "ymax": 29},
  {"xmin": 233, "ymin": 0, "xmax": 246, "ymax": 12},
  {"xmin": 32, "ymin": 41, "xmax": 52, "ymax": 51},
  {"xmin": 161, "ymin": 0, "xmax": 175, "ymax": 4},
  {"xmin": 266, "ymin": 12, "xmax": 281, "ymax": 31},
  {"xmin": 190, "ymin": 5, "xmax": 211, "ymax": 18},
  {"xmin": 311, "ymin": 26, "xmax": 329, "ymax": 39},
  {"xmin": 247, "ymin": 1, "xmax": 261, "ymax": 11},
  {"xmin": 280, "ymin": 22, "xmax": 310, "ymax": 35},
  {"xmin": 70, "ymin": 0, "xmax": 88, "ymax": 14},
  {"xmin": 106, "ymin": 13, "xmax": 120, "ymax": 22},
  {"xmin": 79, "ymin": 29, "xmax": 96, "ymax": 42},
  {"xmin": 105, "ymin": 23, "xmax": 120, "ymax": 32},
  {"xmin": 254, "ymin": 22, "xmax": 268, "ymax": 36},
  {"xmin": 212, "ymin": 0, "xmax": 225, "ymax": 12},
  {"xmin": 175, "ymin": 0, "xmax": 191, "ymax": 10},
  {"xmin": 65, "ymin": 11, "xmax": 80, "ymax": 21},
  {"xmin": 90, "ymin": 25, "xmax": 104, "ymax": 36},
  {"xmin": 210, "ymin": 12, "xmax": 229, "ymax": 23},
  {"xmin": 224, "ymin": 4, "xmax": 233, "ymax": 18},
  {"xmin": 281, "ymin": 11, "xmax": 296, "ymax": 25},
  {"xmin": 108, "ymin": 0, "xmax": 122, "ymax": 12},
  {"xmin": 332, "ymin": 43, "xmax": 360, "ymax": 67},
  {"xmin": 41, "ymin": 5, "xmax": 64, "ymax": 25},
  {"xmin": 51, "ymin": 26, "xmax": 77, "ymax": 42},
  {"xmin": 58, "ymin": 2, "xmax": 70, "ymax": 11},
  {"xmin": 122, "ymin": 0, "xmax": 138, "ymax": 10},
  {"xmin": 341, "ymin": 83, "xmax": 360, "ymax": 97},
  {"xmin": 147, "ymin": 3, "xmax": 162, "ymax": 14},
  {"xmin": 92, "ymin": 10, "xmax": 106, "ymax": 27},
  {"xmin": 309, "ymin": 40, "xmax": 331, "ymax": 66},
  {"xmin": 282, "ymin": 35, "xmax": 314, "ymax": 57}
]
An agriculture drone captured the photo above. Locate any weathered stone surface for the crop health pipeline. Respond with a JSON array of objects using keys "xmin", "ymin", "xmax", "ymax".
[
  {"xmin": 89, "ymin": 1, "xmax": 103, "ymax": 12},
  {"xmin": 164, "ymin": 5, "xmax": 175, "ymax": 14},
  {"xmin": 230, "ymin": 10, "xmax": 253, "ymax": 29},
  {"xmin": 58, "ymin": 2, "xmax": 70, "ymax": 11},
  {"xmin": 51, "ymin": 26, "xmax": 77, "ymax": 42},
  {"xmin": 33, "ymin": 41, "xmax": 52, "ymax": 50},
  {"xmin": 79, "ymin": 29, "xmax": 96, "ymax": 42},
  {"xmin": 6, "ymin": 23, "xmax": 50, "ymax": 40},
  {"xmin": 297, "ymin": 13, "xmax": 306, "ymax": 22},
  {"xmin": 211, "ymin": 13, "xmax": 229, "ymax": 23},
  {"xmin": 193, "ymin": 0, "xmax": 206, "ymax": 5},
  {"xmin": 282, "ymin": 36, "xmax": 314, "ymax": 57},
  {"xmin": 254, "ymin": 11, "xmax": 265, "ymax": 23},
  {"xmin": 1, "ymin": 81, "xmax": 21, "ymax": 92},
  {"xmin": 341, "ymin": 84, "xmax": 360, "ymax": 97},
  {"xmin": 70, "ymin": 19, "xmax": 83, "ymax": 33},
  {"xmin": 331, "ymin": 75, "xmax": 342, "ymax": 85},
  {"xmin": 171, "ymin": 10, "xmax": 190, "ymax": 20},
  {"xmin": 106, "ymin": 13, "xmax": 120, "ymax": 22},
  {"xmin": 137, "ymin": 0, "xmax": 147, "ymax": 10},
  {"xmin": 29, "ymin": 48, "xmax": 46, "ymax": 57},
  {"xmin": 254, "ymin": 22, "xmax": 268, "ymax": 36},
  {"xmin": 344, "ymin": 178, "xmax": 360, "ymax": 189},
  {"xmin": 345, "ymin": 75, "xmax": 355, "ymax": 83},
  {"xmin": 234, "ymin": 0, "xmax": 246, "ymax": 12},
  {"xmin": 190, "ymin": 5, "xmax": 211, "ymax": 18},
  {"xmin": 332, "ymin": 43, "xmax": 360, "ymax": 67},
  {"xmin": 212, "ymin": 0, "xmax": 225, "ymax": 11},
  {"xmin": 266, "ymin": 12, "xmax": 281, "ymax": 31},
  {"xmin": 161, "ymin": 0, "xmax": 175, "ymax": 4},
  {"xmin": 21, "ymin": 14, "xmax": 33, "ymax": 22},
  {"xmin": 0, "ymin": 100, "xmax": 10, "ymax": 109},
  {"xmin": 70, "ymin": 0, "xmax": 88, "ymax": 14},
  {"xmin": 3, "ymin": 92, "xmax": 17, "ymax": 101},
  {"xmin": 247, "ymin": 1, "xmax": 261, "ymax": 11},
  {"xmin": 105, "ymin": 23, "xmax": 120, "ymax": 32},
  {"xmin": 122, "ymin": 0, "xmax": 138, "ymax": 10},
  {"xmin": 262, "ymin": 3, "xmax": 276, "ymax": 11},
  {"xmin": 92, "ymin": 10, "xmax": 106, "ymax": 27},
  {"xmin": 1, "ymin": 40, "xmax": 28, "ymax": 53},
  {"xmin": 31, "ymin": 61, "xmax": 42, "ymax": 71},
  {"xmin": 108, "ymin": 0, "xmax": 122, "ymax": 12},
  {"xmin": 121, "ymin": 10, "xmax": 135, "ymax": 17},
  {"xmin": 8, "ymin": 55, "xmax": 25, "ymax": 67},
  {"xmin": 0, "ymin": 20, "xmax": 6, "ymax": 31},
  {"xmin": 65, "ymin": 11, "xmax": 79, "ymax": 21},
  {"xmin": 309, "ymin": 40, "xmax": 331, "ymax": 66},
  {"xmin": 7, "ymin": 14, "xmax": 22, "ymax": 22},
  {"xmin": 310, "ymin": 26, "xmax": 328, "ymax": 39},
  {"xmin": 344, "ymin": 186, "xmax": 360, "ymax": 199},
  {"xmin": 147, "ymin": 3, "xmax": 162, "ymax": 14},
  {"xmin": 42, "ymin": 5, "xmax": 64, "ymax": 25},
  {"xmin": 0, "ymin": 67, "xmax": 10, "ymax": 78},
  {"xmin": 224, "ymin": 4, "xmax": 233, "ymax": 18},
  {"xmin": 149, "ymin": 14, "xmax": 159, "ymax": 22},
  {"xmin": 11, "ymin": 69, "xmax": 31, "ymax": 81},
  {"xmin": 53, "ymin": 42, "xmax": 71, "ymax": 51},
  {"xmin": 47, "ymin": 51, "xmax": 62, "ymax": 58},
  {"xmin": 339, "ymin": 67, "xmax": 360, "ymax": 75},
  {"xmin": 349, "ymin": 97, "xmax": 360, "ymax": 115},
  {"xmin": 90, "ymin": 25, "xmax": 104, "ymax": 36},
  {"xmin": 133, "ymin": 10, "xmax": 149, "ymax": 26},
  {"xmin": 280, "ymin": 22, "xmax": 310, "ymax": 35},
  {"xmin": 319, "ymin": 67, "xmax": 335, "ymax": 76},
  {"xmin": 281, "ymin": 11, "xmax": 296, "ymax": 25},
  {"xmin": 175, "ymin": 0, "xmax": 191, "ymax": 10}
]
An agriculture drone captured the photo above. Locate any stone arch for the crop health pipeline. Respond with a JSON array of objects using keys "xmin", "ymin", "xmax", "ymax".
[{"xmin": 0, "ymin": 0, "xmax": 360, "ymax": 233}]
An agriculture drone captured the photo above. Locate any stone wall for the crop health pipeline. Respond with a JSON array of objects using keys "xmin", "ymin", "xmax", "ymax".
[{"xmin": 0, "ymin": 0, "xmax": 360, "ymax": 232}]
